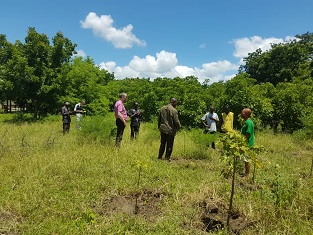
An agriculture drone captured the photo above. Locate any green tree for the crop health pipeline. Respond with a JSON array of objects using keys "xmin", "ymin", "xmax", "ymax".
[
  {"xmin": 272, "ymin": 80, "xmax": 313, "ymax": 132},
  {"xmin": 62, "ymin": 57, "xmax": 114, "ymax": 115},
  {"xmin": 240, "ymin": 32, "xmax": 313, "ymax": 85},
  {"xmin": 0, "ymin": 35, "xmax": 15, "ymax": 103},
  {"xmin": 1, "ymin": 28, "xmax": 77, "ymax": 119},
  {"xmin": 219, "ymin": 73, "xmax": 256, "ymax": 129}
]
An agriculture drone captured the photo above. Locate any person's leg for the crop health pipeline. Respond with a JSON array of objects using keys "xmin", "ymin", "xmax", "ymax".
[
  {"xmin": 63, "ymin": 123, "xmax": 67, "ymax": 134},
  {"xmin": 134, "ymin": 126, "xmax": 139, "ymax": 138},
  {"xmin": 158, "ymin": 132, "xmax": 167, "ymax": 159},
  {"xmin": 76, "ymin": 114, "xmax": 82, "ymax": 129},
  {"xmin": 130, "ymin": 125, "xmax": 135, "ymax": 140},
  {"xmin": 165, "ymin": 135, "xmax": 175, "ymax": 160},
  {"xmin": 241, "ymin": 155, "xmax": 250, "ymax": 176},
  {"xmin": 63, "ymin": 123, "xmax": 70, "ymax": 134},
  {"xmin": 115, "ymin": 119, "xmax": 125, "ymax": 147},
  {"xmin": 210, "ymin": 131, "xmax": 216, "ymax": 149},
  {"xmin": 245, "ymin": 162, "xmax": 250, "ymax": 175}
]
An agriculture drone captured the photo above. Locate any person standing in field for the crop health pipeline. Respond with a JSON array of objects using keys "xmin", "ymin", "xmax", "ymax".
[
  {"xmin": 74, "ymin": 99, "xmax": 85, "ymax": 129},
  {"xmin": 201, "ymin": 106, "xmax": 219, "ymax": 149},
  {"xmin": 240, "ymin": 108, "xmax": 255, "ymax": 176},
  {"xmin": 128, "ymin": 102, "xmax": 141, "ymax": 139},
  {"xmin": 114, "ymin": 93, "xmax": 128, "ymax": 147},
  {"xmin": 221, "ymin": 105, "xmax": 234, "ymax": 133},
  {"xmin": 61, "ymin": 102, "xmax": 72, "ymax": 134},
  {"xmin": 158, "ymin": 98, "xmax": 181, "ymax": 162}
]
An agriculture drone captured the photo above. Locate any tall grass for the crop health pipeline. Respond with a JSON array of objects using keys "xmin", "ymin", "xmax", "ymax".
[{"xmin": 0, "ymin": 114, "xmax": 312, "ymax": 234}]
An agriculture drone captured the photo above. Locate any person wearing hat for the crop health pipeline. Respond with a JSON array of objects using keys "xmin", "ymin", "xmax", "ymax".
[
  {"xmin": 128, "ymin": 102, "xmax": 141, "ymax": 139},
  {"xmin": 61, "ymin": 102, "xmax": 72, "ymax": 134}
]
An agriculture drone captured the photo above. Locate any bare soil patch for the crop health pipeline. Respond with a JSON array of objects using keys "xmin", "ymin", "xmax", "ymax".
[
  {"xmin": 98, "ymin": 189, "xmax": 166, "ymax": 221},
  {"xmin": 0, "ymin": 210, "xmax": 20, "ymax": 235},
  {"xmin": 199, "ymin": 200, "xmax": 253, "ymax": 234}
]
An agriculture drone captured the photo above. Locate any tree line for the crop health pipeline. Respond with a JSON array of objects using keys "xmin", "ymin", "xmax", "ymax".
[{"xmin": 1, "ymin": 28, "xmax": 313, "ymax": 133}]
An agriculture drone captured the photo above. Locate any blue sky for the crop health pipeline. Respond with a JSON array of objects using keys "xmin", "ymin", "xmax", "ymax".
[{"xmin": 1, "ymin": 0, "xmax": 312, "ymax": 83}]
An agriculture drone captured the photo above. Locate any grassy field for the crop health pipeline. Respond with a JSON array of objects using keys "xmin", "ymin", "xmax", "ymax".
[{"xmin": 0, "ymin": 114, "xmax": 312, "ymax": 235}]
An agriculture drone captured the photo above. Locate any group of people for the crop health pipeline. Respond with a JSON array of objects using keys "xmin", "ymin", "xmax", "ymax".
[
  {"xmin": 62, "ymin": 93, "xmax": 255, "ymax": 175},
  {"xmin": 61, "ymin": 100, "xmax": 85, "ymax": 133},
  {"xmin": 201, "ymin": 105, "xmax": 254, "ymax": 175},
  {"xmin": 114, "ymin": 93, "xmax": 254, "ymax": 174},
  {"xmin": 113, "ymin": 93, "xmax": 181, "ymax": 162}
]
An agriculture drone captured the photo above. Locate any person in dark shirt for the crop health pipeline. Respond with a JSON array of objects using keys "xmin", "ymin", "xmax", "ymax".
[
  {"xmin": 128, "ymin": 102, "xmax": 141, "ymax": 139},
  {"xmin": 61, "ymin": 102, "xmax": 72, "ymax": 134},
  {"xmin": 158, "ymin": 98, "xmax": 181, "ymax": 162}
]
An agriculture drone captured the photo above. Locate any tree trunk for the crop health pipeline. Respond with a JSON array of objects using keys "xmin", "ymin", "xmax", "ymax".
[
  {"xmin": 33, "ymin": 100, "xmax": 38, "ymax": 120},
  {"xmin": 227, "ymin": 156, "xmax": 237, "ymax": 229}
]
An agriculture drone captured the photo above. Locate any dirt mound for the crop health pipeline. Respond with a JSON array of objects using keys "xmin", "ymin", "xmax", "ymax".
[
  {"xmin": 99, "ymin": 189, "xmax": 166, "ymax": 221},
  {"xmin": 0, "ymin": 210, "xmax": 19, "ymax": 235},
  {"xmin": 199, "ymin": 200, "xmax": 253, "ymax": 234}
]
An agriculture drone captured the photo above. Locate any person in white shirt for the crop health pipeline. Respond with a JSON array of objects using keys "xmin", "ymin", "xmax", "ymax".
[
  {"xmin": 201, "ymin": 106, "xmax": 219, "ymax": 149},
  {"xmin": 74, "ymin": 100, "xmax": 85, "ymax": 129}
]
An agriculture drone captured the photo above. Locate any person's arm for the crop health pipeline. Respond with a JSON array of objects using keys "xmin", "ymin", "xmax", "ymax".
[
  {"xmin": 202, "ymin": 120, "xmax": 209, "ymax": 128},
  {"xmin": 75, "ymin": 104, "xmax": 84, "ymax": 113},
  {"xmin": 230, "ymin": 113, "xmax": 234, "ymax": 129},
  {"xmin": 202, "ymin": 114, "xmax": 209, "ymax": 128},
  {"xmin": 116, "ymin": 103, "xmax": 127, "ymax": 126},
  {"xmin": 61, "ymin": 107, "xmax": 65, "ymax": 116},
  {"xmin": 62, "ymin": 107, "xmax": 71, "ymax": 116},
  {"xmin": 158, "ymin": 110, "xmax": 161, "ymax": 129},
  {"xmin": 130, "ymin": 110, "xmax": 139, "ymax": 118},
  {"xmin": 245, "ymin": 120, "xmax": 253, "ymax": 142},
  {"xmin": 118, "ymin": 111, "xmax": 126, "ymax": 126},
  {"xmin": 210, "ymin": 114, "xmax": 219, "ymax": 122},
  {"xmin": 173, "ymin": 110, "xmax": 181, "ymax": 130}
]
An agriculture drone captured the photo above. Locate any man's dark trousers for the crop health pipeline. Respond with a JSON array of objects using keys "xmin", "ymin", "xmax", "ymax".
[
  {"xmin": 115, "ymin": 119, "xmax": 125, "ymax": 147},
  {"xmin": 158, "ymin": 132, "xmax": 175, "ymax": 160},
  {"xmin": 131, "ymin": 125, "xmax": 140, "ymax": 139}
]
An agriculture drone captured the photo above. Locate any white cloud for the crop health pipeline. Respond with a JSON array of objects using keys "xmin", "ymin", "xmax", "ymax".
[
  {"xmin": 193, "ymin": 61, "xmax": 238, "ymax": 83},
  {"xmin": 199, "ymin": 43, "xmax": 206, "ymax": 49},
  {"xmin": 99, "ymin": 51, "xmax": 237, "ymax": 84},
  {"xmin": 98, "ymin": 35, "xmax": 296, "ymax": 84},
  {"xmin": 129, "ymin": 50, "xmax": 178, "ymax": 73},
  {"xmin": 73, "ymin": 49, "xmax": 87, "ymax": 58},
  {"xmin": 232, "ymin": 36, "xmax": 295, "ymax": 60},
  {"xmin": 80, "ymin": 12, "xmax": 146, "ymax": 49}
]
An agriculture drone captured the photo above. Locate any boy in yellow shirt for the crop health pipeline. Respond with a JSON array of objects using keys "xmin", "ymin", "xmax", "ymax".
[{"xmin": 221, "ymin": 105, "xmax": 234, "ymax": 133}]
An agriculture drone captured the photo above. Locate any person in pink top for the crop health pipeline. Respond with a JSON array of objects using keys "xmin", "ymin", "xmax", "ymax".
[{"xmin": 114, "ymin": 93, "xmax": 128, "ymax": 147}]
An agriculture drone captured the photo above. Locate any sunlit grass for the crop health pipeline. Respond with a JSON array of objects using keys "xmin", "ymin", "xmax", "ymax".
[{"xmin": 0, "ymin": 114, "xmax": 312, "ymax": 234}]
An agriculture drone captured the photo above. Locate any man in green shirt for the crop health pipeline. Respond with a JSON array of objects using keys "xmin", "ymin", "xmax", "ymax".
[
  {"xmin": 241, "ymin": 108, "xmax": 255, "ymax": 175},
  {"xmin": 158, "ymin": 98, "xmax": 181, "ymax": 162}
]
